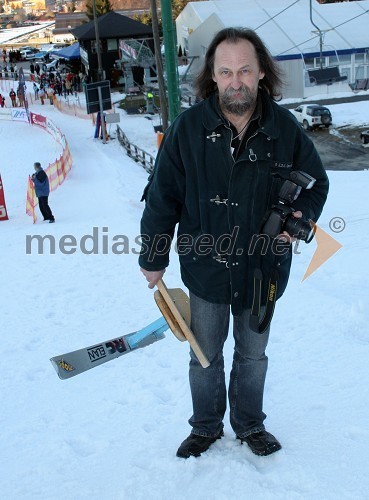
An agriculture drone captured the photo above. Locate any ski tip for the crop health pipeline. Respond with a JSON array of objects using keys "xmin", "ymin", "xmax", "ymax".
[{"xmin": 50, "ymin": 357, "xmax": 76, "ymax": 380}]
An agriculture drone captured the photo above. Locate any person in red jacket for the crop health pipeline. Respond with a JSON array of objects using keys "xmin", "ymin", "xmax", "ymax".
[{"xmin": 9, "ymin": 89, "xmax": 16, "ymax": 107}]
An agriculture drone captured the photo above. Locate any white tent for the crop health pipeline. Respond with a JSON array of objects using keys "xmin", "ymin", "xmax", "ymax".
[{"xmin": 177, "ymin": 0, "xmax": 369, "ymax": 98}]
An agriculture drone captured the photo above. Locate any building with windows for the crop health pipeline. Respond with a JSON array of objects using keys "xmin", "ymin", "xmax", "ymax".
[
  {"xmin": 70, "ymin": 10, "xmax": 153, "ymax": 85},
  {"xmin": 53, "ymin": 12, "xmax": 88, "ymax": 44},
  {"xmin": 110, "ymin": 0, "xmax": 150, "ymax": 18},
  {"xmin": 7, "ymin": 0, "xmax": 46, "ymax": 16},
  {"xmin": 176, "ymin": 0, "xmax": 369, "ymax": 98}
]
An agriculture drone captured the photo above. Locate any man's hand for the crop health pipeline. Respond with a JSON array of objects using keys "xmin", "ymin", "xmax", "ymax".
[
  {"xmin": 277, "ymin": 211, "xmax": 302, "ymax": 243},
  {"xmin": 140, "ymin": 268, "xmax": 165, "ymax": 289}
]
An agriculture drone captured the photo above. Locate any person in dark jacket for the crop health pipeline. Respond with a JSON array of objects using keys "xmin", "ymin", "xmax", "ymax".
[
  {"xmin": 31, "ymin": 162, "xmax": 55, "ymax": 223},
  {"xmin": 139, "ymin": 28, "xmax": 329, "ymax": 459}
]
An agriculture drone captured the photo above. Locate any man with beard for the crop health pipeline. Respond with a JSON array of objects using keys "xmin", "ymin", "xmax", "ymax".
[{"xmin": 139, "ymin": 28, "xmax": 328, "ymax": 458}]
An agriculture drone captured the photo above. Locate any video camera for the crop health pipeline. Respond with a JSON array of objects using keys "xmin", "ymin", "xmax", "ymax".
[{"xmin": 261, "ymin": 170, "xmax": 316, "ymax": 242}]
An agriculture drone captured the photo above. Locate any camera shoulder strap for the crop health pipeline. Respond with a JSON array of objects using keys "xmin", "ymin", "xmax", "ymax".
[{"xmin": 249, "ymin": 266, "xmax": 278, "ymax": 334}]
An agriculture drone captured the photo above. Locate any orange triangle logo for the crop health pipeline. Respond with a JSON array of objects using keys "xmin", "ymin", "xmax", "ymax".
[{"xmin": 302, "ymin": 222, "xmax": 342, "ymax": 281}]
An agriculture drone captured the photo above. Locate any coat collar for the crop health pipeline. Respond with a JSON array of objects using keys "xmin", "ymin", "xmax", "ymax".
[{"xmin": 201, "ymin": 90, "xmax": 280, "ymax": 140}]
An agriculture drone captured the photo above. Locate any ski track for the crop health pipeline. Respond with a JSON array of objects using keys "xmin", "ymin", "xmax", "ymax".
[{"xmin": 1, "ymin": 86, "xmax": 369, "ymax": 499}]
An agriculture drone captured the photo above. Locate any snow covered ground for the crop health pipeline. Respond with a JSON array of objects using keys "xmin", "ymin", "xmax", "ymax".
[{"xmin": 1, "ymin": 84, "xmax": 369, "ymax": 500}]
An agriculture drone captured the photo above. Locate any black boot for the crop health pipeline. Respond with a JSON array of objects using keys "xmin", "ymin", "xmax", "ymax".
[
  {"xmin": 176, "ymin": 431, "xmax": 223, "ymax": 458},
  {"xmin": 237, "ymin": 430, "xmax": 281, "ymax": 456}
]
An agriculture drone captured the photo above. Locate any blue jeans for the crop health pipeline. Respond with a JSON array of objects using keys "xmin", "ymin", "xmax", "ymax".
[{"xmin": 188, "ymin": 292, "xmax": 270, "ymax": 438}]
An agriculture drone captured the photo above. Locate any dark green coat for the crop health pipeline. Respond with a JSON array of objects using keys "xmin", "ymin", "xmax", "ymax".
[{"xmin": 139, "ymin": 91, "xmax": 329, "ymax": 316}]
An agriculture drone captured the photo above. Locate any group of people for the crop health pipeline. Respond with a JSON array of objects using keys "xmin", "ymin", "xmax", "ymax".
[
  {"xmin": 0, "ymin": 64, "xmax": 19, "ymax": 79},
  {"xmin": 0, "ymin": 85, "xmax": 25, "ymax": 108},
  {"xmin": 29, "ymin": 62, "xmax": 43, "ymax": 77},
  {"xmin": 8, "ymin": 86, "xmax": 25, "ymax": 107},
  {"xmin": 31, "ymin": 67, "xmax": 86, "ymax": 102},
  {"xmin": 33, "ymin": 83, "xmax": 56, "ymax": 105},
  {"xmin": 0, "ymin": 54, "xmax": 86, "ymax": 108},
  {"xmin": 2, "ymin": 47, "xmax": 23, "ymax": 64}
]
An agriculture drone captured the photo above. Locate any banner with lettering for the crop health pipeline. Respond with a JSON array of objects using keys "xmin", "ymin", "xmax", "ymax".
[
  {"xmin": 0, "ymin": 174, "xmax": 9, "ymax": 221},
  {"xmin": 11, "ymin": 108, "xmax": 29, "ymax": 123},
  {"xmin": 29, "ymin": 112, "xmax": 47, "ymax": 131}
]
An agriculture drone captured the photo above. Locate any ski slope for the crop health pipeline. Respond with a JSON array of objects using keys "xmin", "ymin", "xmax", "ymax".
[{"xmin": 1, "ymin": 87, "xmax": 369, "ymax": 500}]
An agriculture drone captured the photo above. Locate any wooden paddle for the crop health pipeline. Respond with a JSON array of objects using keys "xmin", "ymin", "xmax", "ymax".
[{"xmin": 154, "ymin": 279, "xmax": 210, "ymax": 368}]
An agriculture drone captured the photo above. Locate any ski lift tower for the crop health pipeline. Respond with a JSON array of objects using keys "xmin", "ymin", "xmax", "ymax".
[{"xmin": 118, "ymin": 39, "xmax": 157, "ymax": 92}]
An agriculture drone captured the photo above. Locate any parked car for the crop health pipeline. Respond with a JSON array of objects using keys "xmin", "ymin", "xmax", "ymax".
[
  {"xmin": 20, "ymin": 49, "xmax": 35, "ymax": 60},
  {"xmin": 360, "ymin": 130, "xmax": 369, "ymax": 144},
  {"xmin": 19, "ymin": 46, "xmax": 38, "ymax": 53},
  {"xmin": 45, "ymin": 59, "xmax": 59, "ymax": 71},
  {"xmin": 26, "ymin": 51, "xmax": 48, "ymax": 61},
  {"xmin": 290, "ymin": 104, "xmax": 332, "ymax": 131},
  {"xmin": 45, "ymin": 59, "xmax": 71, "ymax": 73}
]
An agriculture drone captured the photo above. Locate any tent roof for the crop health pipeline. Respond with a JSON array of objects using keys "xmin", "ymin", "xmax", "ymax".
[
  {"xmin": 50, "ymin": 42, "xmax": 80, "ymax": 60},
  {"xmin": 182, "ymin": 0, "xmax": 369, "ymax": 57},
  {"xmin": 71, "ymin": 11, "xmax": 152, "ymax": 41}
]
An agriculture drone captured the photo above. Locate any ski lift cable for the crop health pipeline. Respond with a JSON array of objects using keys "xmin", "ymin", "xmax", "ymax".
[
  {"xmin": 311, "ymin": 4, "xmax": 369, "ymax": 49},
  {"xmin": 276, "ymin": 8, "xmax": 369, "ymax": 57},
  {"xmin": 254, "ymin": 0, "xmax": 301, "ymax": 31},
  {"xmin": 254, "ymin": 0, "xmax": 304, "ymax": 57}
]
